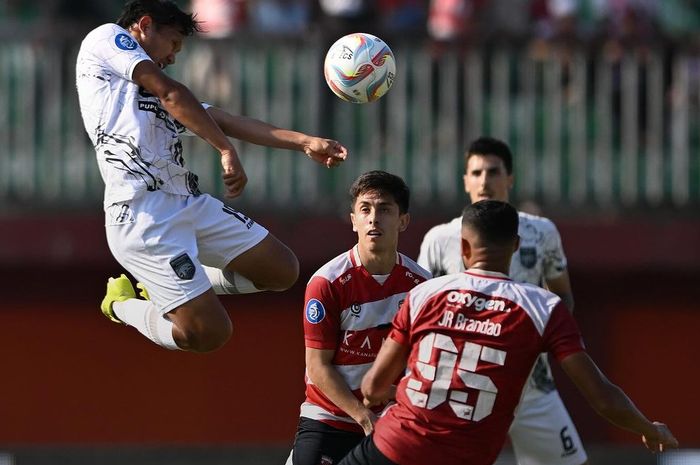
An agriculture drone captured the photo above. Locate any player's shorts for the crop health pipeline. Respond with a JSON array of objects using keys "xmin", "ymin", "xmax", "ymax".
[
  {"xmin": 508, "ymin": 390, "xmax": 588, "ymax": 465},
  {"xmin": 337, "ymin": 434, "xmax": 397, "ymax": 465},
  {"xmin": 104, "ymin": 191, "xmax": 268, "ymax": 315},
  {"xmin": 285, "ymin": 417, "xmax": 365, "ymax": 465}
]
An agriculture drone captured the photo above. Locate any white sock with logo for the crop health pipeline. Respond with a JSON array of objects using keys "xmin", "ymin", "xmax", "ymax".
[
  {"xmin": 113, "ymin": 299, "xmax": 179, "ymax": 350},
  {"xmin": 203, "ymin": 266, "xmax": 261, "ymax": 294}
]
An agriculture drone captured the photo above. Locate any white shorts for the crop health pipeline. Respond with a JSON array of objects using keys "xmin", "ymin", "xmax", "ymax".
[
  {"xmin": 508, "ymin": 390, "xmax": 587, "ymax": 465},
  {"xmin": 105, "ymin": 191, "xmax": 268, "ymax": 315}
]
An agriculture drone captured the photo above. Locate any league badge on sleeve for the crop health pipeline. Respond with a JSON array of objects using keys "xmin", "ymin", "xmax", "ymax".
[
  {"xmin": 115, "ymin": 33, "xmax": 138, "ymax": 51},
  {"xmin": 305, "ymin": 298, "xmax": 326, "ymax": 324}
]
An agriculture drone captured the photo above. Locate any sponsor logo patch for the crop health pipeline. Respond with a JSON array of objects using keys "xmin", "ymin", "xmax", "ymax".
[
  {"xmin": 446, "ymin": 291, "xmax": 511, "ymax": 313},
  {"xmin": 170, "ymin": 253, "xmax": 196, "ymax": 280},
  {"xmin": 519, "ymin": 247, "xmax": 537, "ymax": 269},
  {"xmin": 305, "ymin": 298, "xmax": 325, "ymax": 324},
  {"xmin": 115, "ymin": 33, "xmax": 138, "ymax": 51}
]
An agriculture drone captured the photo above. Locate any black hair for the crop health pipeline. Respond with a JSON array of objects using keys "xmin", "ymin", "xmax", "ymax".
[
  {"xmin": 116, "ymin": 0, "xmax": 201, "ymax": 36},
  {"xmin": 462, "ymin": 200, "xmax": 518, "ymax": 246},
  {"xmin": 349, "ymin": 170, "xmax": 410, "ymax": 214},
  {"xmin": 465, "ymin": 136, "xmax": 513, "ymax": 174}
]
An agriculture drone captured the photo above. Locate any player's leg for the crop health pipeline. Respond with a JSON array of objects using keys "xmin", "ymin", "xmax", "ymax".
[
  {"xmin": 508, "ymin": 390, "xmax": 588, "ymax": 465},
  {"xmin": 337, "ymin": 435, "xmax": 397, "ymax": 465},
  {"xmin": 103, "ymin": 193, "xmax": 233, "ymax": 352},
  {"xmin": 222, "ymin": 233, "xmax": 299, "ymax": 290},
  {"xmin": 198, "ymin": 203, "xmax": 299, "ymax": 295},
  {"xmin": 106, "ymin": 282, "xmax": 230, "ymax": 352},
  {"xmin": 287, "ymin": 418, "xmax": 365, "ymax": 465}
]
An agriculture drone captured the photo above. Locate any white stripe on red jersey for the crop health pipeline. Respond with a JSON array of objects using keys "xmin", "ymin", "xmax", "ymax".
[
  {"xmin": 373, "ymin": 269, "xmax": 585, "ymax": 465},
  {"xmin": 299, "ymin": 245, "xmax": 431, "ymax": 432}
]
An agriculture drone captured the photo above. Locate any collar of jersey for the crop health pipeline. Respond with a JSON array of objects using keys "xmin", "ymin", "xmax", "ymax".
[
  {"xmin": 464, "ymin": 268, "xmax": 511, "ymax": 281},
  {"xmin": 350, "ymin": 244, "xmax": 401, "ymax": 269}
]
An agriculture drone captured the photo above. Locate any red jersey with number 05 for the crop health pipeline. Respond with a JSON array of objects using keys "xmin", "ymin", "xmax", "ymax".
[
  {"xmin": 300, "ymin": 245, "xmax": 431, "ymax": 432},
  {"xmin": 373, "ymin": 269, "xmax": 585, "ymax": 465}
]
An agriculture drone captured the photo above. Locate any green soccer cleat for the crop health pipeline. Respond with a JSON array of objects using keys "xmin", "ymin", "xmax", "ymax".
[
  {"xmin": 136, "ymin": 282, "xmax": 150, "ymax": 300},
  {"xmin": 100, "ymin": 274, "xmax": 136, "ymax": 324}
]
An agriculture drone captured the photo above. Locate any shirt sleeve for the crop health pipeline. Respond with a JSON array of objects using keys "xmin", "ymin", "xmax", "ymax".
[
  {"xmin": 417, "ymin": 229, "xmax": 443, "ymax": 277},
  {"xmin": 389, "ymin": 294, "xmax": 412, "ymax": 346},
  {"xmin": 303, "ymin": 276, "xmax": 341, "ymax": 350},
  {"xmin": 541, "ymin": 302, "xmax": 585, "ymax": 362},
  {"xmin": 542, "ymin": 220, "xmax": 568, "ymax": 281},
  {"xmin": 87, "ymin": 24, "xmax": 152, "ymax": 82}
]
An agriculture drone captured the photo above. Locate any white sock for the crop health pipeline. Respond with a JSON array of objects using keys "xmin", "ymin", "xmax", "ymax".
[
  {"xmin": 113, "ymin": 299, "xmax": 179, "ymax": 350},
  {"xmin": 203, "ymin": 265, "xmax": 261, "ymax": 295}
]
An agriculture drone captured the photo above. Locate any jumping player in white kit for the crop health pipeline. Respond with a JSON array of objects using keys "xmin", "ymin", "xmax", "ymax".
[
  {"xmin": 417, "ymin": 137, "xmax": 584, "ymax": 464},
  {"xmin": 75, "ymin": 0, "xmax": 347, "ymax": 352},
  {"xmin": 339, "ymin": 200, "xmax": 678, "ymax": 465},
  {"xmin": 285, "ymin": 171, "xmax": 431, "ymax": 465}
]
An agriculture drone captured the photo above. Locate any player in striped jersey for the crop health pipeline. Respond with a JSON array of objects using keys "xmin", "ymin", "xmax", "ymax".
[
  {"xmin": 285, "ymin": 171, "xmax": 431, "ymax": 465},
  {"xmin": 339, "ymin": 200, "xmax": 678, "ymax": 465}
]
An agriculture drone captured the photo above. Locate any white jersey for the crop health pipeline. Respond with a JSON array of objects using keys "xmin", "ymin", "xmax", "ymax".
[
  {"xmin": 417, "ymin": 211, "xmax": 568, "ymax": 396},
  {"xmin": 76, "ymin": 23, "xmax": 201, "ymax": 207},
  {"xmin": 418, "ymin": 211, "xmax": 567, "ymax": 286}
]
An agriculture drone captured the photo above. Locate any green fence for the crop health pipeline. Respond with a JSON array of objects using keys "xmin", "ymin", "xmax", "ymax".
[{"xmin": 1, "ymin": 38, "xmax": 698, "ymax": 213}]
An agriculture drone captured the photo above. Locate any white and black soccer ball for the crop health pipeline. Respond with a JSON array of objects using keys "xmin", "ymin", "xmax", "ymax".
[{"xmin": 323, "ymin": 33, "xmax": 396, "ymax": 104}]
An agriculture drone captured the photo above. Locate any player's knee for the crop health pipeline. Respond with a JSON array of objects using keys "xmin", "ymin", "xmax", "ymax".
[
  {"xmin": 176, "ymin": 320, "xmax": 232, "ymax": 353},
  {"xmin": 275, "ymin": 253, "xmax": 299, "ymax": 290},
  {"xmin": 258, "ymin": 252, "xmax": 299, "ymax": 291}
]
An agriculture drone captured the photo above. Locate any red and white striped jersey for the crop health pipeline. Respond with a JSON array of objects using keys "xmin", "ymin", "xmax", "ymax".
[
  {"xmin": 300, "ymin": 245, "xmax": 431, "ymax": 432},
  {"xmin": 373, "ymin": 269, "xmax": 585, "ymax": 465}
]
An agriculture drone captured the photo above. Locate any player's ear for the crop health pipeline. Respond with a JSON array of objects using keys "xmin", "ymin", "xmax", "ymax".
[
  {"xmin": 350, "ymin": 212, "xmax": 357, "ymax": 232},
  {"xmin": 136, "ymin": 15, "xmax": 154, "ymax": 35},
  {"xmin": 398, "ymin": 212, "xmax": 410, "ymax": 232},
  {"xmin": 461, "ymin": 237, "xmax": 472, "ymax": 261}
]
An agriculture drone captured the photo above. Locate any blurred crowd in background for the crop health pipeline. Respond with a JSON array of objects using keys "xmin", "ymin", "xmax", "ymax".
[{"xmin": 1, "ymin": 0, "xmax": 699, "ymax": 51}]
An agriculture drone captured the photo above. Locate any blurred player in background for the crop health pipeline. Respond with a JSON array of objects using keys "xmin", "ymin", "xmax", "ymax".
[
  {"xmin": 339, "ymin": 200, "xmax": 678, "ymax": 465},
  {"xmin": 75, "ymin": 0, "xmax": 347, "ymax": 352},
  {"xmin": 417, "ymin": 136, "xmax": 585, "ymax": 464},
  {"xmin": 285, "ymin": 171, "xmax": 431, "ymax": 465}
]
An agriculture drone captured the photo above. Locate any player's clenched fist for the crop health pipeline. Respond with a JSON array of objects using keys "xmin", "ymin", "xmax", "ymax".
[
  {"xmin": 303, "ymin": 137, "xmax": 348, "ymax": 168},
  {"xmin": 642, "ymin": 422, "xmax": 679, "ymax": 453},
  {"xmin": 220, "ymin": 148, "xmax": 247, "ymax": 198}
]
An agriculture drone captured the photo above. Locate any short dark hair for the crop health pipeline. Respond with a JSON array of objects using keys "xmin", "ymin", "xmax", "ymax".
[
  {"xmin": 116, "ymin": 0, "xmax": 201, "ymax": 36},
  {"xmin": 462, "ymin": 200, "xmax": 518, "ymax": 246},
  {"xmin": 349, "ymin": 170, "xmax": 410, "ymax": 214},
  {"xmin": 465, "ymin": 137, "xmax": 513, "ymax": 174}
]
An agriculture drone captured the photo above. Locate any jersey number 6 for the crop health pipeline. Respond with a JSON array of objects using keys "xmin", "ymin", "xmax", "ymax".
[{"xmin": 405, "ymin": 332, "xmax": 506, "ymax": 421}]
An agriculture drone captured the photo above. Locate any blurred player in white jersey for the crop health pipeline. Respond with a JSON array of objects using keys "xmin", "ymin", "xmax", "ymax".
[
  {"xmin": 339, "ymin": 200, "xmax": 677, "ymax": 465},
  {"xmin": 417, "ymin": 137, "xmax": 584, "ymax": 464},
  {"xmin": 285, "ymin": 171, "xmax": 431, "ymax": 465},
  {"xmin": 75, "ymin": 0, "xmax": 347, "ymax": 352}
]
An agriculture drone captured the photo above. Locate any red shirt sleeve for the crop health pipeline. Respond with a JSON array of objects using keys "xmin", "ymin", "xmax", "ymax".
[
  {"xmin": 303, "ymin": 276, "xmax": 341, "ymax": 350},
  {"xmin": 541, "ymin": 302, "xmax": 586, "ymax": 362},
  {"xmin": 389, "ymin": 293, "xmax": 412, "ymax": 346}
]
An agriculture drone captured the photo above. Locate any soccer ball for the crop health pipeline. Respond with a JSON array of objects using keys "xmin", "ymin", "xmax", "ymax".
[{"xmin": 323, "ymin": 33, "xmax": 396, "ymax": 104}]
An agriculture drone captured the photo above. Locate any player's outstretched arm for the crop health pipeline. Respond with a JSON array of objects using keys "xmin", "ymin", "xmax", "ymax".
[
  {"xmin": 132, "ymin": 61, "xmax": 246, "ymax": 198},
  {"xmin": 361, "ymin": 338, "xmax": 409, "ymax": 408},
  {"xmin": 306, "ymin": 348, "xmax": 377, "ymax": 435},
  {"xmin": 206, "ymin": 107, "xmax": 348, "ymax": 168},
  {"xmin": 560, "ymin": 352, "xmax": 679, "ymax": 452}
]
